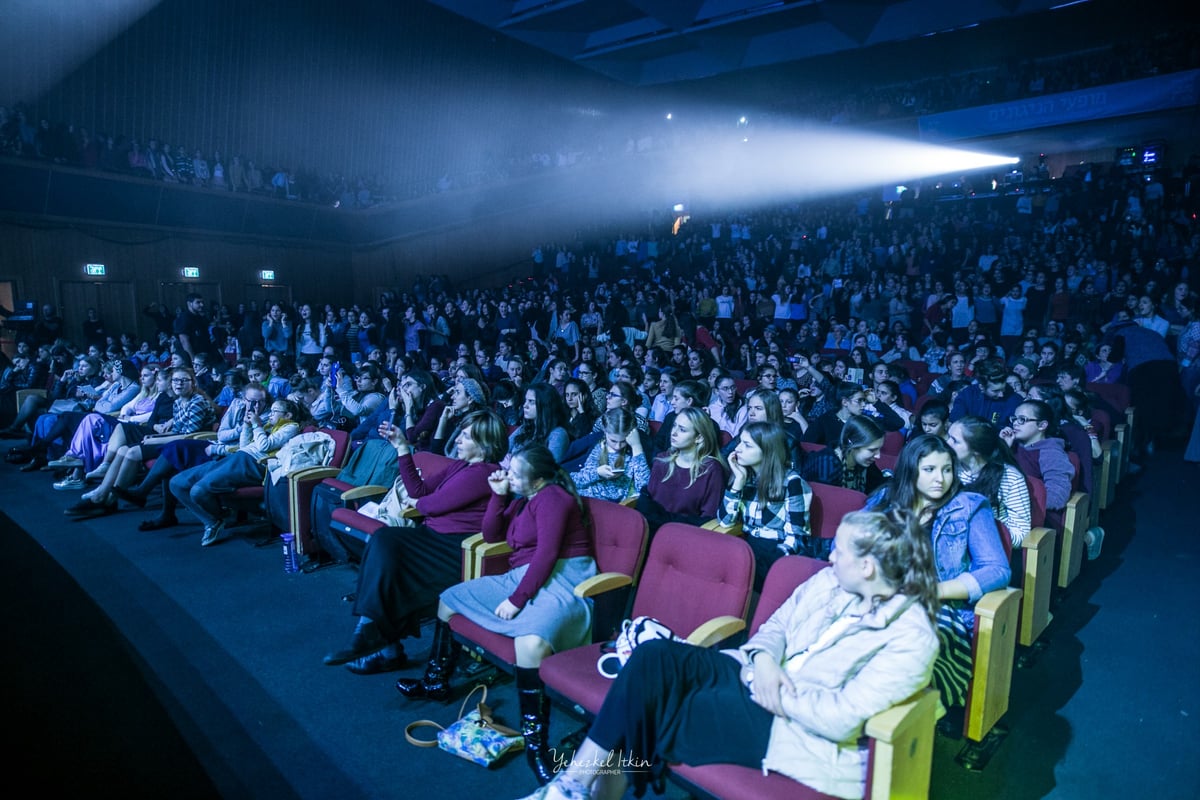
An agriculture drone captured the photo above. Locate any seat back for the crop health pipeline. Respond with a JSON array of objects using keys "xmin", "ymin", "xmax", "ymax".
[
  {"xmin": 1085, "ymin": 381, "xmax": 1130, "ymax": 412},
  {"xmin": 585, "ymin": 498, "xmax": 649, "ymax": 580},
  {"xmin": 1090, "ymin": 408, "xmax": 1112, "ymax": 443},
  {"xmin": 799, "ymin": 441, "xmax": 824, "ymax": 454},
  {"xmin": 1025, "ymin": 475, "xmax": 1047, "ymax": 529},
  {"xmin": 1066, "ymin": 450, "xmax": 1083, "ymax": 493},
  {"xmin": 876, "ymin": 453, "xmax": 898, "ymax": 474},
  {"xmin": 411, "ymin": 450, "xmax": 453, "ymax": 485},
  {"xmin": 808, "ymin": 482, "xmax": 868, "ymax": 540},
  {"xmin": 749, "ymin": 556, "xmax": 827, "ymax": 634},
  {"xmin": 630, "ymin": 524, "xmax": 755, "ymax": 640},
  {"xmin": 881, "ymin": 430, "xmax": 905, "ymax": 456}
]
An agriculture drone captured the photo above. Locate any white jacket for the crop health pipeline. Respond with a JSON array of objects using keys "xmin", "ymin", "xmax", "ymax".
[{"xmin": 725, "ymin": 567, "xmax": 938, "ymax": 799}]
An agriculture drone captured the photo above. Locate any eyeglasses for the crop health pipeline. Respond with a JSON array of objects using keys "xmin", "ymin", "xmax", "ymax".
[
  {"xmin": 171, "ymin": 378, "xmax": 192, "ymax": 384},
  {"xmin": 1009, "ymin": 415, "xmax": 1041, "ymax": 426},
  {"xmin": 606, "ymin": 391, "xmax": 623, "ymax": 399}
]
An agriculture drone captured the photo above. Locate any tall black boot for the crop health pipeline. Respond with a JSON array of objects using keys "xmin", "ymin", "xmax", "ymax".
[
  {"xmin": 395, "ymin": 619, "xmax": 458, "ymax": 701},
  {"xmin": 516, "ymin": 666, "xmax": 557, "ymax": 785}
]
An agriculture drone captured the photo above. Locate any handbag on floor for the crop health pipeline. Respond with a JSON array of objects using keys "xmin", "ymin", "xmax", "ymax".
[{"xmin": 404, "ymin": 684, "xmax": 524, "ymax": 767}]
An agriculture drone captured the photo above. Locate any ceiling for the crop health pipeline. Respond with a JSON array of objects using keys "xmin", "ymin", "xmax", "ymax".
[{"xmin": 425, "ymin": 0, "xmax": 1101, "ymax": 86}]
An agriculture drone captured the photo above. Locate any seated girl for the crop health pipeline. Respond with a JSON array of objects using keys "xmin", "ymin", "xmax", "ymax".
[
  {"xmin": 721, "ymin": 421, "xmax": 814, "ymax": 582},
  {"xmin": 507, "ymin": 382, "xmax": 571, "ymax": 465},
  {"xmin": 636, "ymin": 407, "xmax": 726, "ymax": 532},
  {"xmin": 864, "ymin": 435, "xmax": 1010, "ymax": 711},
  {"xmin": 570, "ymin": 408, "xmax": 649, "ymax": 503},
  {"xmin": 946, "ymin": 415, "xmax": 1032, "ymax": 548},
  {"xmin": 799, "ymin": 415, "xmax": 887, "ymax": 494}
]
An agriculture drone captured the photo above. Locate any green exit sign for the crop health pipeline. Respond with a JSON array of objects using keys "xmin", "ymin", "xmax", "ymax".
[
  {"xmin": 182, "ymin": 266, "xmax": 200, "ymax": 278},
  {"xmin": 85, "ymin": 263, "xmax": 106, "ymax": 276}
]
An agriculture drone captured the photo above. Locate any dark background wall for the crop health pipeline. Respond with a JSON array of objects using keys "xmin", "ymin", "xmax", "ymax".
[{"xmin": 5, "ymin": 0, "xmax": 640, "ymax": 198}]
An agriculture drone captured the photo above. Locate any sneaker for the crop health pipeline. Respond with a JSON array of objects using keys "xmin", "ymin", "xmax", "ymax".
[
  {"xmin": 1086, "ymin": 527, "xmax": 1105, "ymax": 561},
  {"xmin": 53, "ymin": 476, "xmax": 86, "ymax": 491},
  {"xmin": 84, "ymin": 462, "xmax": 110, "ymax": 481},
  {"xmin": 47, "ymin": 455, "xmax": 83, "ymax": 469},
  {"xmin": 200, "ymin": 520, "xmax": 230, "ymax": 547}
]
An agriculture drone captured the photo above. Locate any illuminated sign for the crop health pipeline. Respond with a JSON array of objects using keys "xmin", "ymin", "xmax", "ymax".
[
  {"xmin": 182, "ymin": 266, "xmax": 200, "ymax": 278},
  {"xmin": 85, "ymin": 263, "xmax": 106, "ymax": 276}
]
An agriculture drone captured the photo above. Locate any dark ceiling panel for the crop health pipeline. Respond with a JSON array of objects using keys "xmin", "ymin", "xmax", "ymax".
[{"xmin": 424, "ymin": 0, "xmax": 1141, "ymax": 85}]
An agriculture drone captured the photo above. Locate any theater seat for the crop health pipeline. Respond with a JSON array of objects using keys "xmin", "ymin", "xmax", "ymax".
[
  {"xmin": 1014, "ymin": 483, "xmax": 1055, "ymax": 649},
  {"xmin": 670, "ymin": 556, "xmax": 940, "ymax": 800},
  {"xmin": 451, "ymin": 498, "xmax": 651, "ymax": 669},
  {"xmin": 540, "ymin": 524, "xmax": 755, "ymax": 717}
]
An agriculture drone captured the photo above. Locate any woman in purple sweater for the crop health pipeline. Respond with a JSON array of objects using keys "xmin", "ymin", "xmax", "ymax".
[
  {"xmin": 398, "ymin": 443, "xmax": 595, "ymax": 785},
  {"xmin": 322, "ymin": 410, "xmax": 507, "ymax": 674}
]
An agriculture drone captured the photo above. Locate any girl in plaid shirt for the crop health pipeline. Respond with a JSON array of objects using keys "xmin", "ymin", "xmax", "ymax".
[{"xmin": 721, "ymin": 421, "xmax": 814, "ymax": 589}]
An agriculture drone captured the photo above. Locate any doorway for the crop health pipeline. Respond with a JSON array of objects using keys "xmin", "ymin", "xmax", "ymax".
[{"xmin": 59, "ymin": 280, "xmax": 139, "ymax": 352}]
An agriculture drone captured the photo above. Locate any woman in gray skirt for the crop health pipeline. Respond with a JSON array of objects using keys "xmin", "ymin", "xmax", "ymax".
[{"xmin": 396, "ymin": 443, "xmax": 595, "ymax": 785}]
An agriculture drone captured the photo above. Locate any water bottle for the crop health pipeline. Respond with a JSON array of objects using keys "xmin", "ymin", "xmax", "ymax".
[{"xmin": 281, "ymin": 532, "xmax": 300, "ymax": 573}]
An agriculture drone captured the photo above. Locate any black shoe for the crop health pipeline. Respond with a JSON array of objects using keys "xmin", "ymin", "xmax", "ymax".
[
  {"xmin": 66, "ymin": 497, "xmax": 116, "ymax": 519},
  {"xmin": 20, "ymin": 457, "xmax": 45, "ymax": 472},
  {"xmin": 344, "ymin": 646, "xmax": 407, "ymax": 675},
  {"xmin": 138, "ymin": 515, "xmax": 178, "ymax": 532},
  {"xmin": 301, "ymin": 554, "xmax": 336, "ymax": 574},
  {"xmin": 112, "ymin": 486, "xmax": 148, "ymax": 509},
  {"xmin": 323, "ymin": 620, "xmax": 386, "ymax": 666}
]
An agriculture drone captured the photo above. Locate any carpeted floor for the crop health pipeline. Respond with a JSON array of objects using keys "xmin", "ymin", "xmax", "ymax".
[{"xmin": 1, "ymin": 436, "xmax": 1197, "ymax": 799}]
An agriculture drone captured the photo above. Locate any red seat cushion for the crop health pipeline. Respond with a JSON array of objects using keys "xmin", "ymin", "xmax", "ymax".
[
  {"xmin": 448, "ymin": 615, "xmax": 516, "ymax": 665},
  {"xmin": 538, "ymin": 643, "xmax": 612, "ymax": 715},
  {"xmin": 329, "ymin": 507, "xmax": 387, "ymax": 537}
]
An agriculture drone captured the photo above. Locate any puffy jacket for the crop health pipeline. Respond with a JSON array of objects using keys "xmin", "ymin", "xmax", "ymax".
[{"xmin": 726, "ymin": 568, "xmax": 938, "ymax": 799}]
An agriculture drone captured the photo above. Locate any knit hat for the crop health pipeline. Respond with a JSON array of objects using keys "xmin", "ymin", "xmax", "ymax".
[
  {"xmin": 459, "ymin": 378, "xmax": 488, "ymax": 406},
  {"xmin": 1015, "ymin": 357, "xmax": 1038, "ymax": 375}
]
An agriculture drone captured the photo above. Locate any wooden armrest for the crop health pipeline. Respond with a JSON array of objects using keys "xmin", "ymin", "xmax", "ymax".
[
  {"xmin": 685, "ymin": 615, "xmax": 746, "ymax": 647},
  {"xmin": 1020, "ymin": 526, "xmax": 1053, "ymax": 551},
  {"xmin": 975, "ymin": 586, "xmax": 1021, "ymax": 619},
  {"xmin": 289, "ymin": 466, "xmax": 341, "ymax": 483},
  {"xmin": 573, "ymin": 572, "xmax": 633, "ymax": 598},
  {"xmin": 865, "ymin": 688, "xmax": 940, "ymax": 741},
  {"xmin": 340, "ymin": 484, "xmax": 390, "ymax": 502},
  {"xmin": 187, "ymin": 431, "xmax": 218, "ymax": 440},
  {"xmin": 864, "ymin": 689, "xmax": 940, "ymax": 800},
  {"xmin": 1018, "ymin": 526, "xmax": 1055, "ymax": 647},
  {"xmin": 701, "ymin": 519, "xmax": 743, "ymax": 536},
  {"xmin": 1058, "ymin": 490, "xmax": 1089, "ymax": 589},
  {"xmin": 619, "ymin": 496, "xmax": 637, "ymax": 507},
  {"xmin": 401, "ymin": 506, "xmax": 424, "ymax": 520},
  {"xmin": 459, "ymin": 536, "xmax": 513, "ymax": 581},
  {"xmin": 473, "ymin": 540, "xmax": 514, "ymax": 560},
  {"xmin": 967, "ymin": 587, "xmax": 1021, "ymax": 742}
]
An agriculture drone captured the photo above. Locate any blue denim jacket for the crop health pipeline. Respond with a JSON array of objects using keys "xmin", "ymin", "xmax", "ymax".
[{"xmin": 866, "ymin": 488, "xmax": 1011, "ymax": 628}]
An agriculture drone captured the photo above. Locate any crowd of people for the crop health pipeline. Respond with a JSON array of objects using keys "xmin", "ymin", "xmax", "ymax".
[{"xmin": 2, "ymin": 131, "xmax": 1197, "ymax": 796}]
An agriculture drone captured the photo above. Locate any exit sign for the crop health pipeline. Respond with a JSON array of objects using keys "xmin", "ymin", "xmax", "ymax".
[
  {"xmin": 85, "ymin": 263, "xmax": 106, "ymax": 276},
  {"xmin": 260, "ymin": 269, "xmax": 276, "ymax": 281},
  {"xmin": 182, "ymin": 266, "xmax": 200, "ymax": 278}
]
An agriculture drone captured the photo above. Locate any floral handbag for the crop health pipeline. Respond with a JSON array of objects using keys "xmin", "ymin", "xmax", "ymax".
[{"xmin": 404, "ymin": 684, "xmax": 524, "ymax": 767}]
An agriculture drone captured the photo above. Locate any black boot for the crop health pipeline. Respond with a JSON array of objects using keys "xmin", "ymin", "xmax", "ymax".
[
  {"xmin": 395, "ymin": 620, "xmax": 458, "ymax": 701},
  {"xmin": 516, "ymin": 666, "xmax": 557, "ymax": 785},
  {"xmin": 324, "ymin": 617, "xmax": 386, "ymax": 666}
]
